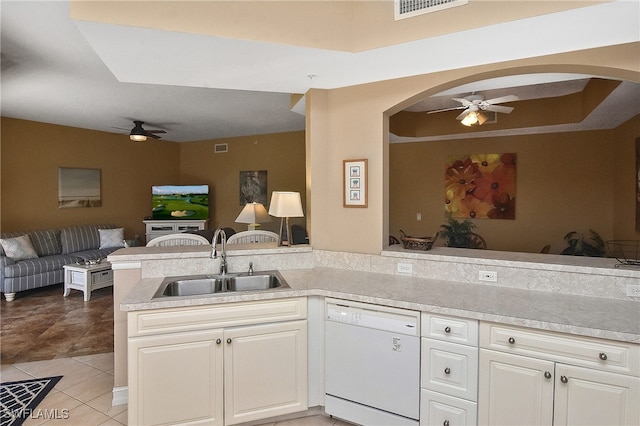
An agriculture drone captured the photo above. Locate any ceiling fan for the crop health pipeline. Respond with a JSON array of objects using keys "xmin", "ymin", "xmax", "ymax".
[
  {"xmin": 129, "ymin": 120, "xmax": 166, "ymax": 141},
  {"xmin": 428, "ymin": 94, "xmax": 519, "ymax": 126}
]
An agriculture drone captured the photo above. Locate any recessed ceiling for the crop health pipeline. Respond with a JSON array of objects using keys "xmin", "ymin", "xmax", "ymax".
[{"xmin": 1, "ymin": 1, "xmax": 638, "ymax": 142}]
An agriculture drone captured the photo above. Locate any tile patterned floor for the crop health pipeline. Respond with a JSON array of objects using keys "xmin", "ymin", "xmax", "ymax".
[
  {"xmin": 1, "ymin": 285, "xmax": 352, "ymax": 425},
  {"xmin": 1, "ymin": 284, "xmax": 113, "ymax": 365}
]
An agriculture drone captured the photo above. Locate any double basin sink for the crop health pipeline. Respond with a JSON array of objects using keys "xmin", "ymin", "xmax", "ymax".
[{"xmin": 154, "ymin": 270, "xmax": 289, "ymax": 298}]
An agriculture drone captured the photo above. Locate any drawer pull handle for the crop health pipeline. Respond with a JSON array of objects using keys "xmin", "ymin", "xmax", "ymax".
[
  {"xmin": 508, "ymin": 337, "xmax": 516, "ymax": 344},
  {"xmin": 216, "ymin": 339, "xmax": 222, "ymax": 344},
  {"xmin": 444, "ymin": 326, "xmax": 451, "ymax": 333},
  {"xmin": 599, "ymin": 352, "xmax": 608, "ymax": 361},
  {"xmin": 227, "ymin": 338, "xmax": 232, "ymax": 344},
  {"xmin": 560, "ymin": 375, "xmax": 568, "ymax": 384},
  {"xmin": 544, "ymin": 371, "xmax": 552, "ymax": 379},
  {"xmin": 443, "ymin": 421, "xmax": 450, "ymax": 426},
  {"xmin": 444, "ymin": 367, "xmax": 451, "ymax": 375}
]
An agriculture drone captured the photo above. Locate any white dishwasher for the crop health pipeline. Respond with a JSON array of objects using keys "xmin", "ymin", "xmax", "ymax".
[{"xmin": 325, "ymin": 298, "xmax": 421, "ymax": 426}]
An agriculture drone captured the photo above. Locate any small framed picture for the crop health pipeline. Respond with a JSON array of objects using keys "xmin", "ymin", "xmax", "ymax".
[{"xmin": 343, "ymin": 159, "xmax": 367, "ymax": 208}]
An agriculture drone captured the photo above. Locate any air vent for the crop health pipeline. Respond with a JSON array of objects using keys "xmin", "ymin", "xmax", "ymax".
[
  {"xmin": 395, "ymin": 0, "xmax": 468, "ymax": 20},
  {"xmin": 214, "ymin": 143, "xmax": 228, "ymax": 154}
]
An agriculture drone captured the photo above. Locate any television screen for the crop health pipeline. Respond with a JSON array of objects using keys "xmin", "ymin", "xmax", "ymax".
[{"xmin": 152, "ymin": 185, "xmax": 209, "ymax": 220}]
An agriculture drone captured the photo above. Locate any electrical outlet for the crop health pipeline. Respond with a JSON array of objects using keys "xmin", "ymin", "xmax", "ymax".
[
  {"xmin": 416, "ymin": 212, "xmax": 422, "ymax": 221},
  {"xmin": 479, "ymin": 270, "xmax": 498, "ymax": 282},
  {"xmin": 397, "ymin": 263, "xmax": 413, "ymax": 274},
  {"xmin": 626, "ymin": 284, "xmax": 640, "ymax": 297}
]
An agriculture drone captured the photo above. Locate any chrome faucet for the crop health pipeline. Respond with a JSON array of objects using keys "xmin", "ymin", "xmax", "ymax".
[{"xmin": 211, "ymin": 228, "xmax": 228, "ymax": 275}]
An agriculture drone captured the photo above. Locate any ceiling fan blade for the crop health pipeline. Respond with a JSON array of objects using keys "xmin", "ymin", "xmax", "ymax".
[
  {"xmin": 145, "ymin": 132, "xmax": 161, "ymax": 139},
  {"xmin": 427, "ymin": 106, "xmax": 465, "ymax": 114},
  {"xmin": 482, "ymin": 104, "xmax": 514, "ymax": 114},
  {"xmin": 452, "ymin": 97, "xmax": 473, "ymax": 107},
  {"xmin": 484, "ymin": 95, "xmax": 519, "ymax": 105},
  {"xmin": 146, "ymin": 129, "xmax": 166, "ymax": 134}
]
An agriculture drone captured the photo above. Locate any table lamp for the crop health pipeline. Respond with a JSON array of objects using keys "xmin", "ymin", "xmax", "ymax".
[
  {"xmin": 235, "ymin": 202, "xmax": 271, "ymax": 230},
  {"xmin": 268, "ymin": 191, "xmax": 304, "ymax": 246}
]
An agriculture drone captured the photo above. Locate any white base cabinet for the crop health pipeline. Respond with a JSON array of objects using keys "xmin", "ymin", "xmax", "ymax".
[
  {"xmin": 144, "ymin": 219, "xmax": 209, "ymax": 244},
  {"xmin": 420, "ymin": 314, "xmax": 479, "ymax": 426},
  {"xmin": 478, "ymin": 322, "xmax": 640, "ymax": 426},
  {"xmin": 128, "ymin": 298, "xmax": 307, "ymax": 426}
]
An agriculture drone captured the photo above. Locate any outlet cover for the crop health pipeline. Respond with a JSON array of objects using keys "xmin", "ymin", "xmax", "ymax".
[
  {"xmin": 626, "ymin": 284, "xmax": 640, "ymax": 297},
  {"xmin": 479, "ymin": 270, "xmax": 498, "ymax": 282},
  {"xmin": 397, "ymin": 263, "xmax": 413, "ymax": 274}
]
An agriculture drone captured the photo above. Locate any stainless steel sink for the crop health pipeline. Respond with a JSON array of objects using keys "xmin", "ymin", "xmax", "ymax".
[
  {"xmin": 226, "ymin": 274, "xmax": 282, "ymax": 291},
  {"xmin": 153, "ymin": 270, "xmax": 289, "ymax": 298}
]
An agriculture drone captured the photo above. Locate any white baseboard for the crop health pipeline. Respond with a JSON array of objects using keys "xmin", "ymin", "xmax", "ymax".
[{"xmin": 112, "ymin": 386, "xmax": 128, "ymax": 406}]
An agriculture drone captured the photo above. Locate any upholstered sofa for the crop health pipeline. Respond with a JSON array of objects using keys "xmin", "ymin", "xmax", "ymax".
[{"xmin": 0, "ymin": 224, "xmax": 123, "ymax": 301}]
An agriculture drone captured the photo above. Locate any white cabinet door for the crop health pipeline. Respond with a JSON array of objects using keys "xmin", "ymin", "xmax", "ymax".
[
  {"xmin": 478, "ymin": 349, "xmax": 554, "ymax": 426},
  {"xmin": 554, "ymin": 363, "xmax": 640, "ymax": 426},
  {"xmin": 224, "ymin": 320, "xmax": 308, "ymax": 425},
  {"xmin": 128, "ymin": 329, "xmax": 224, "ymax": 426}
]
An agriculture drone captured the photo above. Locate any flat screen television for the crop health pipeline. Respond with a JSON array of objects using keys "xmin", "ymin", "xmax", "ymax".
[{"xmin": 151, "ymin": 185, "xmax": 209, "ymax": 220}]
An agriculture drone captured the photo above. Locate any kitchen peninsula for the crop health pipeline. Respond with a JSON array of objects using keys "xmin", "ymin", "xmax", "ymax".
[{"xmin": 109, "ymin": 244, "xmax": 640, "ymax": 425}]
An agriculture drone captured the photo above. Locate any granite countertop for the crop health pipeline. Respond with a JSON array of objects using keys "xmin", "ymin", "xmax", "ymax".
[{"xmin": 121, "ymin": 266, "xmax": 640, "ymax": 344}]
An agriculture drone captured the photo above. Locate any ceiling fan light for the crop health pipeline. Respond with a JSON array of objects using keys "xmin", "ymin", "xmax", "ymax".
[
  {"xmin": 477, "ymin": 112, "xmax": 488, "ymax": 125},
  {"xmin": 461, "ymin": 111, "xmax": 478, "ymax": 126},
  {"xmin": 130, "ymin": 134, "xmax": 147, "ymax": 142}
]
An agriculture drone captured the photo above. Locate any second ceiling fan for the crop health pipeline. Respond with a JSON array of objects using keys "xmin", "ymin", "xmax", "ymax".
[
  {"xmin": 129, "ymin": 120, "xmax": 166, "ymax": 141},
  {"xmin": 428, "ymin": 94, "xmax": 519, "ymax": 126}
]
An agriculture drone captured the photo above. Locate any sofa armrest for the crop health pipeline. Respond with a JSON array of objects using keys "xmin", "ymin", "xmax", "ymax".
[{"xmin": 0, "ymin": 254, "xmax": 15, "ymax": 283}]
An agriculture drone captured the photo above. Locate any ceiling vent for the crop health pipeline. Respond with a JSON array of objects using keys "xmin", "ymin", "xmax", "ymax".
[
  {"xmin": 214, "ymin": 143, "xmax": 228, "ymax": 154},
  {"xmin": 395, "ymin": 0, "xmax": 468, "ymax": 20}
]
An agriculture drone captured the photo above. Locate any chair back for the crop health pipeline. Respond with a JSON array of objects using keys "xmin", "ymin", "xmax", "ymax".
[
  {"xmin": 146, "ymin": 233, "xmax": 210, "ymax": 247},
  {"xmin": 226, "ymin": 230, "xmax": 279, "ymax": 244}
]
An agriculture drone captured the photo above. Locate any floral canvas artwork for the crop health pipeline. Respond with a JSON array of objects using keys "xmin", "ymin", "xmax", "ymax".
[{"xmin": 445, "ymin": 153, "xmax": 517, "ymax": 220}]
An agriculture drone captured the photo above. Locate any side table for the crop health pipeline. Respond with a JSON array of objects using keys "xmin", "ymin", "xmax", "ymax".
[{"xmin": 63, "ymin": 262, "xmax": 113, "ymax": 301}]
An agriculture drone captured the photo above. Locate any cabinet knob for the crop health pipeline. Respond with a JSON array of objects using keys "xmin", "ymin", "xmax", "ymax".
[
  {"xmin": 443, "ymin": 421, "xmax": 450, "ymax": 426},
  {"xmin": 216, "ymin": 339, "xmax": 222, "ymax": 345},
  {"xmin": 544, "ymin": 371, "xmax": 552, "ymax": 379},
  {"xmin": 560, "ymin": 375, "xmax": 569, "ymax": 384},
  {"xmin": 508, "ymin": 337, "xmax": 516, "ymax": 344},
  {"xmin": 227, "ymin": 338, "xmax": 232, "ymax": 344},
  {"xmin": 444, "ymin": 326, "xmax": 451, "ymax": 333},
  {"xmin": 444, "ymin": 367, "xmax": 451, "ymax": 375},
  {"xmin": 599, "ymin": 352, "xmax": 608, "ymax": 361}
]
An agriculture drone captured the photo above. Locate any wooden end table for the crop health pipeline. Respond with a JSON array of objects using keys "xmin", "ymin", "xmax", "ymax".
[{"xmin": 63, "ymin": 262, "xmax": 113, "ymax": 301}]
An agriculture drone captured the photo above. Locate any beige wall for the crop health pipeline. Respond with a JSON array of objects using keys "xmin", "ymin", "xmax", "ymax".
[
  {"xmin": 389, "ymin": 123, "xmax": 640, "ymax": 254},
  {"xmin": 1, "ymin": 118, "xmax": 179, "ymax": 238},
  {"xmin": 178, "ymin": 131, "xmax": 306, "ymax": 233},
  {"xmin": 307, "ymin": 42, "xmax": 640, "ymax": 254},
  {"xmin": 0, "ymin": 118, "xmax": 306, "ymax": 239}
]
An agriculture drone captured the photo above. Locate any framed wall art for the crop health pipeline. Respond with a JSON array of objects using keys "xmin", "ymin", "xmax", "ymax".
[
  {"xmin": 445, "ymin": 153, "xmax": 517, "ymax": 220},
  {"xmin": 343, "ymin": 159, "xmax": 368, "ymax": 208},
  {"xmin": 240, "ymin": 170, "xmax": 267, "ymax": 205},
  {"xmin": 58, "ymin": 167, "xmax": 101, "ymax": 208}
]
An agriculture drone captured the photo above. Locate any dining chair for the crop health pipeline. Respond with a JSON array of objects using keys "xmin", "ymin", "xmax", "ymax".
[
  {"xmin": 226, "ymin": 230, "xmax": 279, "ymax": 244},
  {"xmin": 146, "ymin": 233, "xmax": 210, "ymax": 247}
]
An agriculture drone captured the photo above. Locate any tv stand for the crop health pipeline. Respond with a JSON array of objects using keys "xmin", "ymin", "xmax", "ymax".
[{"xmin": 144, "ymin": 219, "xmax": 209, "ymax": 244}]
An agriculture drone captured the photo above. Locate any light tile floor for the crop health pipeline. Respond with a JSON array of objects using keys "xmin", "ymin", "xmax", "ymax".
[{"xmin": 1, "ymin": 352, "xmax": 353, "ymax": 426}]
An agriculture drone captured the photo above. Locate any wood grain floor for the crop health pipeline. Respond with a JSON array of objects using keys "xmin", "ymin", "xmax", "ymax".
[{"xmin": 1, "ymin": 284, "xmax": 113, "ymax": 365}]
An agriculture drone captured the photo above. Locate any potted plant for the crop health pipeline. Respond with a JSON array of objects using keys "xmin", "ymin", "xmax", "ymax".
[
  {"xmin": 561, "ymin": 229, "xmax": 605, "ymax": 257},
  {"xmin": 439, "ymin": 215, "xmax": 478, "ymax": 248}
]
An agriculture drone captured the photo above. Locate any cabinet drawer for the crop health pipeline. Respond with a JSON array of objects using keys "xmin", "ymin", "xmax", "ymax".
[
  {"xmin": 129, "ymin": 297, "xmax": 307, "ymax": 337},
  {"xmin": 420, "ymin": 389, "xmax": 477, "ymax": 426},
  {"xmin": 480, "ymin": 322, "xmax": 640, "ymax": 376},
  {"xmin": 91, "ymin": 269, "xmax": 113, "ymax": 285},
  {"xmin": 148, "ymin": 224, "xmax": 176, "ymax": 232},
  {"xmin": 422, "ymin": 313, "xmax": 478, "ymax": 346},
  {"xmin": 421, "ymin": 338, "xmax": 478, "ymax": 401}
]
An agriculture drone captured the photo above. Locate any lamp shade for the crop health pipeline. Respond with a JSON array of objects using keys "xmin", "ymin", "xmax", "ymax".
[
  {"xmin": 268, "ymin": 192, "xmax": 303, "ymax": 218},
  {"xmin": 235, "ymin": 202, "xmax": 271, "ymax": 224}
]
